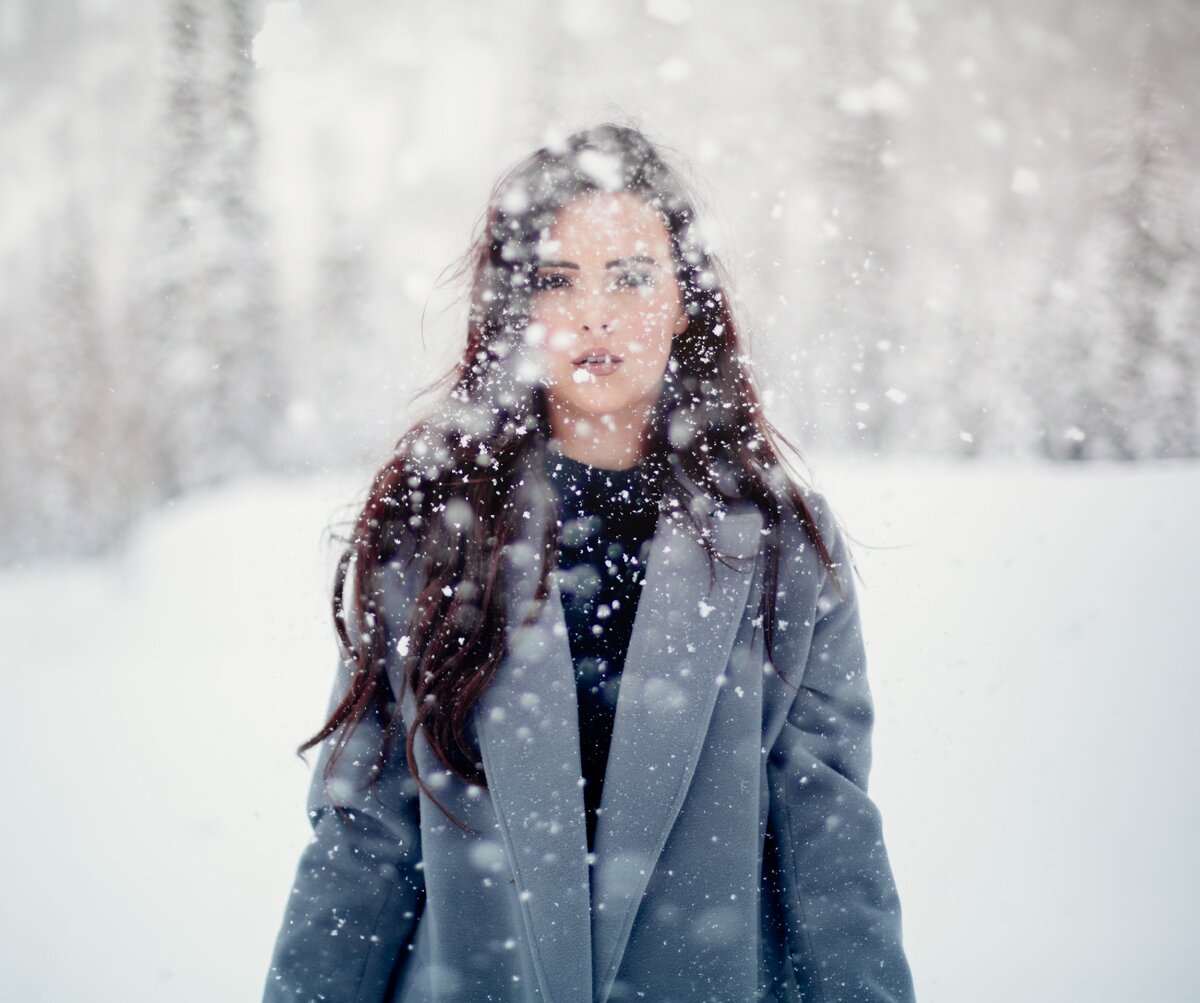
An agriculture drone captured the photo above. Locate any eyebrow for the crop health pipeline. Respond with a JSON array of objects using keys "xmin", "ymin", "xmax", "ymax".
[{"xmin": 536, "ymin": 255, "xmax": 661, "ymax": 269}]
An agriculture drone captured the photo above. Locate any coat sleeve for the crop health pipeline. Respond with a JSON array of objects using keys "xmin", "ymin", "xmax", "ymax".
[
  {"xmin": 263, "ymin": 556, "xmax": 425, "ymax": 1003},
  {"xmin": 767, "ymin": 495, "xmax": 916, "ymax": 1003}
]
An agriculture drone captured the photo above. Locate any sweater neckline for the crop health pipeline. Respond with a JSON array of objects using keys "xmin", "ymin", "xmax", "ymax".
[{"xmin": 543, "ymin": 448, "xmax": 664, "ymax": 519}]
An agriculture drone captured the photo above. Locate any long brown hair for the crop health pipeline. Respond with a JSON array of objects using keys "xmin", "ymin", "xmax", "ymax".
[{"xmin": 303, "ymin": 123, "xmax": 841, "ymax": 830}]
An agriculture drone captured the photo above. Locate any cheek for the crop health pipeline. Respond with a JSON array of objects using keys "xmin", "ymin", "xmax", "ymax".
[
  {"xmin": 528, "ymin": 309, "xmax": 576, "ymax": 356},
  {"xmin": 624, "ymin": 335, "xmax": 672, "ymax": 364},
  {"xmin": 530, "ymin": 297, "xmax": 573, "ymax": 333},
  {"xmin": 548, "ymin": 328, "xmax": 575, "ymax": 352},
  {"xmin": 619, "ymin": 294, "xmax": 679, "ymax": 349},
  {"xmin": 627, "ymin": 289, "xmax": 673, "ymax": 319}
]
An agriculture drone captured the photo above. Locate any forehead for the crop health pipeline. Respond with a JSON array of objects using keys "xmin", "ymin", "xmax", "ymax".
[{"xmin": 545, "ymin": 191, "xmax": 672, "ymax": 254}]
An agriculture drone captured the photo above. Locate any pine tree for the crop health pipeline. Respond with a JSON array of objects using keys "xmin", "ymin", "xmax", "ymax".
[
  {"xmin": 128, "ymin": 0, "xmax": 280, "ymax": 499},
  {"xmin": 803, "ymin": 0, "xmax": 903, "ymax": 455},
  {"xmin": 1071, "ymin": 38, "xmax": 1197, "ymax": 458}
]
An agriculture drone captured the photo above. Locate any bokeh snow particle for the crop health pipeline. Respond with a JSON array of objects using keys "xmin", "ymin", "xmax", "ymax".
[
  {"xmin": 575, "ymin": 149, "xmax": 625, "ymax": 191},
  {"xmin": 251, "ymin": 1, "xmax": 320, "ymax": 72},
  {"xmin": 658, "ymin": 58, "xmax": 692, "ymax": 84},
  {"xmin": 646, "ymin": 0, "xmax": 693, "ymax": 25},
  {"xmin": 1011, "ymin": 167, "xmax": 1041, "ymax": 196}
]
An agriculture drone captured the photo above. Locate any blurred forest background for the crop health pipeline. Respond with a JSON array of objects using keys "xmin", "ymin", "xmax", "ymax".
[{"xmin": 1, "ymin": 0, "xmax": 1197, "ymax": 564}]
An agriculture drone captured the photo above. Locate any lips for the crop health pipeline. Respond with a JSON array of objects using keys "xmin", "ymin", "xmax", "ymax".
[
  {"xmin": 572, "ymin": 349, "xmax": 624, "ymax": 366},
  {"xmin": 571, "ymin": 350, "xmax": 623, "ymax": 381}
]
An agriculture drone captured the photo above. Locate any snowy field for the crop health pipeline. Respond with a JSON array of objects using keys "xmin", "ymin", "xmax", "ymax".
[{"xmin": 2, "ymin": 457, "xmax": 1198, "ymax": 1003}]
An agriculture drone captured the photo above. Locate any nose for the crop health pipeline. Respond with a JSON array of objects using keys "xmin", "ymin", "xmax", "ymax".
[{"xmin": 576, "ymin": 286, "xmax": 615, "ymax": 335}]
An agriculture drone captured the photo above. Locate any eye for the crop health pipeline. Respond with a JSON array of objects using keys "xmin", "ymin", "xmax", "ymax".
[
  {"xmin": 611, "ymin": 270, "xmax": 656, "ymax": 291},
  {"xmin": 531, "ymin": 272, "xmax": 571, "ymax": 292}
]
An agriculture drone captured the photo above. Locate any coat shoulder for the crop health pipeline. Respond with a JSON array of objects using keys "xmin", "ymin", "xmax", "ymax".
[{"xmin": 767, "ymin": 478, "xmax": 847, "ymax": 584}]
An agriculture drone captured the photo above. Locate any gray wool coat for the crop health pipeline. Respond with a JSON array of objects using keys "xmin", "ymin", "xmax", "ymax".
[{"xmin": 263, "ymin": 474, "xmax": 915, "ymax": 1003}]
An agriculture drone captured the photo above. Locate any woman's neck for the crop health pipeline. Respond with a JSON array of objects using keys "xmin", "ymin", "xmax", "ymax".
[{"xmin": 545, "ymin": 399, "xmax": 653, "ymax": 471}]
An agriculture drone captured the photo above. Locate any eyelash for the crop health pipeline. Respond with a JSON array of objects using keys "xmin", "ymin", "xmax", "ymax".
[{"xmin": 531, "ymin": 271, "xmax": 655, "ymax": 292}]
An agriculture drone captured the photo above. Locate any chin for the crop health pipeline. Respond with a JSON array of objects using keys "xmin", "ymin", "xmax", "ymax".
[
  {"xmin": 552, "ymin": 385, "xmax": 656, "ymax": 420},
  {"xmin": 562, "ymin": 401, "xmax": 630, "ymax": 423}
]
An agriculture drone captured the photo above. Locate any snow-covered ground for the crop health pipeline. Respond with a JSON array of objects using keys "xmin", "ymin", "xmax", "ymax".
[{"xmin": 2, "ymin": 458, "xmax": 1198, "ymax": 1002}]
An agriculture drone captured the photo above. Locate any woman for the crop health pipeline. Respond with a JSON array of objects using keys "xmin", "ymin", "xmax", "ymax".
[{"xmin": 263, "ymin": 123, "xmax": 915, "ymax": 1003}]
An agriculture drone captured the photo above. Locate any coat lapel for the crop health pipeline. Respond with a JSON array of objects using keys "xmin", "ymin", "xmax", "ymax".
[
  {"xmin": 476, "ymin": 479, "xmax": 594, "ymax": 1003},
  {"xmin": 589, "ymin": 500, "xmax": 762, "ymax": 1002},
  {"xmin": 476, "ymin": 468, "xmax": 762, "ymax": 1003}
]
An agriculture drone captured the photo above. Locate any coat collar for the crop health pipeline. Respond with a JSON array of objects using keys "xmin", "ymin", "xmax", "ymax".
[{"xmin": 475, "ymin": 460, "xmax": 763, "ymax": 1002}]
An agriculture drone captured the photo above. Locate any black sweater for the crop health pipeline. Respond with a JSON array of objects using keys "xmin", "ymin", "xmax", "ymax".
[{"xmin": 543, "ymin": 449, "xmax": 663, "ymax": 854}]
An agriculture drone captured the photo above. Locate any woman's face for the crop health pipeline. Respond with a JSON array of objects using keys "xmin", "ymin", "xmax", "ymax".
[{"xmin": 527, "ymin": 191, "xmax": 689, "ymax": 451}]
